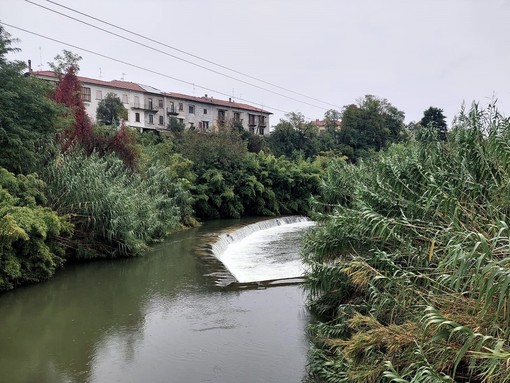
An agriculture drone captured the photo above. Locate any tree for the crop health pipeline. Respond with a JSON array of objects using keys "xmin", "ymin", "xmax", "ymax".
[
  {"xmin": 339, "ymin": 95, "xmax": 406, "ymax": 161},
  {"xmin": 323, "ymin": 109, "xmax": 342, "ymax": 132},
  {"xmin": 48, "ymin": 50, "xmax": 82, "ymax": 79},
  {"xmin": 420, "ymin": 106, "xmax": 448, "ymax": 140},
  {"xmin": 51, "ymin": 54, "xmax": 93, "ymax": 152},
  {"xmin": 0, "ymin": 26, "xmax": 65, "ymax": 174},
  {"xmin": 268, "ymin": 112, "xmax": 319, "ymax": 159},
  {"xmin": 168, "ymin": 116, "xmax": 185, "ymax": 134},
  {"xmin": 96, "ymin": 93, "xmax": 128, "ymax": 126}
]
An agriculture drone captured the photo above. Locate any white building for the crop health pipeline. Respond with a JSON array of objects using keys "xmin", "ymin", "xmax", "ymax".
[{"xmin": 32, "ymin": 71, "xmax": 272, "ymax": 135}]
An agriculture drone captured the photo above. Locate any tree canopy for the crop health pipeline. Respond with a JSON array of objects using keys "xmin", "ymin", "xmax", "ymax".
[
  {"xmin": 339, "ymin": 95, "xmax": 407, "ymax": 160},
  {"xmin": 0, "ymin": 25, "xmax": 66, "ymax": 174},
  {"xmin": 96, "ymin": 93, "xmax": 128, "ymax": 126},
  {"xmin": 420, "ymin": 106, "xmax": 448, "ymax": 140}
]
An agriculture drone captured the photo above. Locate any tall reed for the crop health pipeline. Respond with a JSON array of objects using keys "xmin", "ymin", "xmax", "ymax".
[
  {"xmin": 304, "ymin": 104, "xmax": 510, "ymax": 382},
  {"xmin": 44, "ymin": 150, "xmax": 181, "ymax": 259}
]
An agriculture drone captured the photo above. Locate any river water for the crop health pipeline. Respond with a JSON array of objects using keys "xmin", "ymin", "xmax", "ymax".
[{"xmin": 0, "ymin": 218, "xmax": 313, "ymax": 383}]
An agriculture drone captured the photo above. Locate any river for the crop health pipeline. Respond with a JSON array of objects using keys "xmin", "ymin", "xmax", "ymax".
[{"xmin": 0, "ymin": 218, "xmax": 313, "ymax": 383}]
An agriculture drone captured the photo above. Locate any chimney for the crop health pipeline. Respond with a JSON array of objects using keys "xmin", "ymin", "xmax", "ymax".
[
  {"xmin": 229, "ymin": 98, "xmax": 232, "ymax": 102},
  {"xmin": 205, "ymin": 94, "xmax": 207, "ymax": 98},
  {"xmin": 28, "ymin": 59, "xmax": 33, "ymax": 73}
]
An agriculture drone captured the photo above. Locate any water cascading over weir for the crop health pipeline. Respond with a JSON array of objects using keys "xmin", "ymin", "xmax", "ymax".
[{"xmin": 201, "ymin": 216, "xmax": 315, "ymax": 287}]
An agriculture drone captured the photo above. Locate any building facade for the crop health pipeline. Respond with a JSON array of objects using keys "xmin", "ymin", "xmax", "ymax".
[{"xmin": 32, "ymin": 71, "xmax": 272, "ymax": 135}]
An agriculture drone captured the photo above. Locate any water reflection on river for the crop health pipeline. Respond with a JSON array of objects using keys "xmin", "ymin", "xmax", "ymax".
[{"xmin": 0, "ymin": 219, "xmax": 311, "ymax": 383}]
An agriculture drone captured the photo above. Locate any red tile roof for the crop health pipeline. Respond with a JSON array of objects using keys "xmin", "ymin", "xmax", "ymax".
[
  {"xmin": 312, "ymin": 119, "xmax": 340, "ymax": 127},
  {"xmin": 33, "ymin": 71, "xmax": 147, "ymax": 92}
]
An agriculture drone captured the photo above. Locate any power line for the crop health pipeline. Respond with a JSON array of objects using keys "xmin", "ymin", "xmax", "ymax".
[
  {"xmin": 35, "ymin": 0, "xmax": 340, "ymax": 110},
  {"xmin": 25, "ymin": 0, "xmax": 330, "ymax": 111},
  {"xmin": 0, "ymin": 21, "xmax": 300, "ymax": 116}
]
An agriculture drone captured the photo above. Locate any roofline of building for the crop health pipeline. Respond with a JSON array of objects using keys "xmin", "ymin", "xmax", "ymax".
[{"xmin": 31, "ymin": 70, "xmax": 272, "ymax": 115}]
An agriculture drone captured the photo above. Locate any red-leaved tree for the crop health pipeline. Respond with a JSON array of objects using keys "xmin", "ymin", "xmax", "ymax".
[
  {"xmin": 54, "ymin": 65, "xmax": 93, "ymax": 152},
  {"xmin": 109, "ymin": 122, "xmax": 139, "ymax": 171},
  {"xmin": 53, "ymin": 63, "xmax": 140, "ymax": 170}
]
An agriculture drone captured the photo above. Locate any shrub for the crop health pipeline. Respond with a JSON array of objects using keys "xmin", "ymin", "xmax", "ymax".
[{"xmin": 0, "ymin": 167, "xmax": 70, "ymax": 290}]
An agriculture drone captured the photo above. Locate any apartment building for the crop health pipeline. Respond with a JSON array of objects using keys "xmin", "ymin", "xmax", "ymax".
[
  {"xmin": 163, "ymin": 92, "xmax": 270, "ymax": 135},
  {"xmin": 32, "ymin": 71, "xmax": 272, "ymax": 135}
]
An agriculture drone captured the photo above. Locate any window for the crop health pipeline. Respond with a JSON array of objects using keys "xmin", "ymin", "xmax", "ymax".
[
  {"xmin": 122, "ymin": 94, "xmax": 128, "ymax": 104},
  {"xmin": 95, "ymin": 90, "xmax": 102, "ymax": 100},
  {"xmin": 168, "ymin": 101, "xmax": 176, "ymax": 114},
  {"xmin": 189, "ymin": 105, "xmax": 195, "ymax": 114},
  {"xmin": 259, "ymin": 127, "xmax": 265, "ymax": 135},
  {"xmin": 218, "ymin": 110, "xmax": 226, "ymax": 123},
  {"xmin": 189, "ymin": 122, "xmax": 195, "ymax": 129},
  {"xmin": 258, "ymin": 115, "xmax": 266, "ymax": 126},
  {"xmin": 135, "ymin": 112, "xmax": 140, "ymax": 122},
  {"xmin": 178, "ymin": 118, "xmax": 184, "ymax": 125},
  {"xmin": 148, "ymin": 98, "xmax": 153, "ymax": 109},
  {"xmin": 158, "ymin": 99, "xmax": 163, "ymax": 108},
  {"xmin": 80, "ymin": 87, "xmax": 91, "ymax": 102},
  {"xmin": 149, "ymin": 114, "xmax": 154, "ymax": 124},
  {"xmin": 134, "ymin": 96, "xmax": 140, "ymax": 108},
  {"xmin": 178, "ymin": 103, "xmax": 183, "ymax": 111},
  {"xmin": 203, "ymin": 108, "xmax": 208, "ymax": 115},
  {"xmin": 234, "ymin": 112, "xmax": 240, "ymax": 122},
  {"xmin": 159, "ymin": 115, "xmax": 164, "ymax": 125},
  {"xmin": 202, "ymin": 121, "xmax": 209, "ymax": 130},
  {"xmin": 248, "ymin": 114, "xmax": 256, "ymax": 126}
]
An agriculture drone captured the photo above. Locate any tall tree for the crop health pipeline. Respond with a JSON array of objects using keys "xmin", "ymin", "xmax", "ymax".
[
  {"xmin": 0, "ymin": 26, "xmax": 64, "ymax": 174},
  {"xmin": 52, "ymin": 54, "xmax": 93, "ymax": 152},
  {"xmin": 96, "ymin": 93, "xmax": 128, "ymax": 126},
  {"xmin": 420, "ymin": 106, "xmax": 448, "ymax": 140},
  {"xmin": 268, "ymin": 112, "xmax": 319, "ymax": 158},
  {"xmin": 339, "ymin": 95, "xmax": 406, "ymax": 160}
]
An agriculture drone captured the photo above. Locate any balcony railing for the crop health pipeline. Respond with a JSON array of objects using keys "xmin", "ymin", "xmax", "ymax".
[
  {"xmin": 167, "ymin": 106, "xmax": 179, "ymax": 115},
  {"xmin": 132, "ymin": 103, "xmax": 158, "ymax": 112}
]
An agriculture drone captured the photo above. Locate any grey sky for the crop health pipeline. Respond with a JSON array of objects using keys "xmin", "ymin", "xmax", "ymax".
[{"xmin": 2, "ymin": 0, "xmax": 509, "ymax": 126}]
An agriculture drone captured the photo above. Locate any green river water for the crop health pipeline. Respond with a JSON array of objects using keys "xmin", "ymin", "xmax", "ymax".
[{"xmin": 0, "ymin": 219, "xmax": 311, "ymax": 383}]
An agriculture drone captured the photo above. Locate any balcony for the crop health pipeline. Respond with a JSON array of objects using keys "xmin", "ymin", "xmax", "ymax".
[
  {"xmin": 167, "ymin": 106, "xmax": 179, "ymax": 115},
  {"xmin": 131, "ymin": 103, "xmax": 158, "ymax": 113}
]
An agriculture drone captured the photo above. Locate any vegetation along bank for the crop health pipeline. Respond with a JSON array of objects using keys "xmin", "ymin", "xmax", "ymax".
[{"xmin": 4, "ymin": 25, "xmax": 510, "ymax": 382}]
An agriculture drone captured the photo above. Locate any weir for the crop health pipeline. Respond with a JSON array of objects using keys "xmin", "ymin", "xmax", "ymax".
[{"xmin": 207, "ymin": 216, "xmax": 315, "ymax": 285}]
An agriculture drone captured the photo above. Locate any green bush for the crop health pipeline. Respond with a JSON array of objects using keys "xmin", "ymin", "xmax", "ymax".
[{"xmin": 0, "ymin": 167, "xmax": 70, "ymax": 290}]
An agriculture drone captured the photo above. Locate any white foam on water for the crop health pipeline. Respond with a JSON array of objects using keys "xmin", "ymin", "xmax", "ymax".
[{"xmin": 214, "ymin": 220, "xmax": 315, "ymax": 283}]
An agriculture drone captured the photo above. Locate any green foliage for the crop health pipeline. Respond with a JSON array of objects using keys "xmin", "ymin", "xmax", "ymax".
[
  {"xmin": 0, "ymin": 26, "xmax": 66, "ymax": 174},
  {"xmin": 268, "ymin": 112, "xmax": 319, "ymax": 159},
  {"xmin": 43, "ymin": 150, "xmax": 182, "ymax": 259},
  {"xmin": 48, "ymin": 49, "xmax": 82, "ymax": 78},
  {"xmin": 167, "ymin": 117, "xmax": 185, "ymax": 134},
  {"xmin": 171, "ymin": 129, "xmax": 322, "ymax": 219},
  {"xmin": 139, "ymin": 136, "xmax": 197, "ymax": 227},
  {"xmin": 419, "ymin": 106, "xmax": 448, "ymax": 141},
  {"xmin": 96, "ymin": 93, "xmax": 128, "ymax": 126},
  {"xmin": 339, "ymin": 95, "xmax": 407, "ymax": 161},
  {"xmin": 0, "ymin": 167, "xmax": 70, "ymax": 290},
  {"xmin": 304, "ymin": 103, "xmax": 510, "ymax": 382}
]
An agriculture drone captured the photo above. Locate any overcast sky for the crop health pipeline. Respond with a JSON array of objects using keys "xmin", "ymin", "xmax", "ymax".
[{"xmin": 2, "ymin": 0, "xmax": 510, "ymax": 126}]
